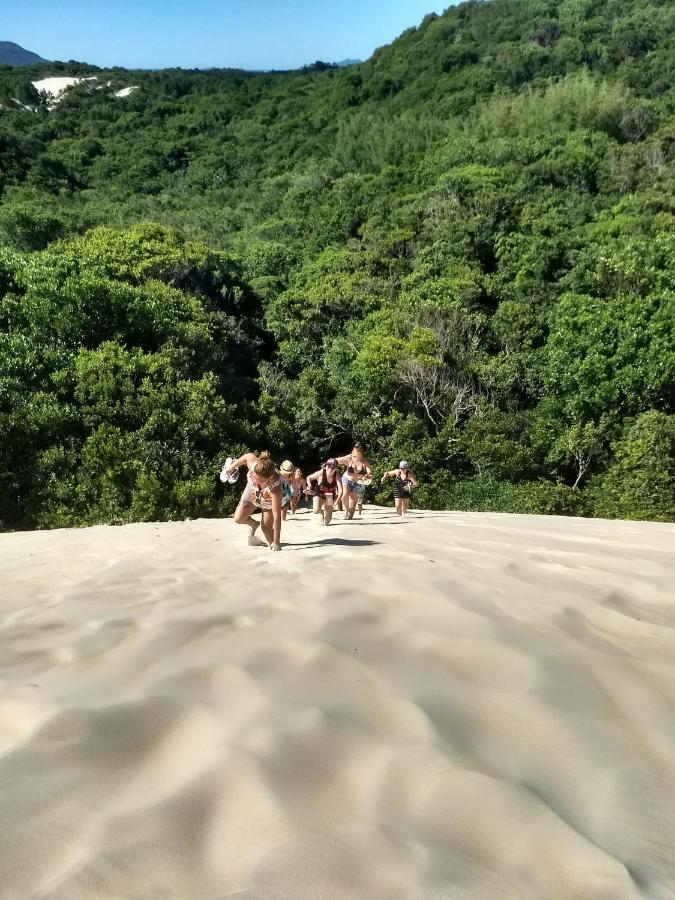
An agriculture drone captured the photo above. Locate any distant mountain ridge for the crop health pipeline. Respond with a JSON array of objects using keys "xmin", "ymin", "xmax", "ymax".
[
  {"xmin": 0, "ymin": 39, "xmax": 359, "ymax": 71},
  {"xmin": 0, "ymin": 41, "xmax": 48, "ymax": 66},
  {"xmin": 0, "ymin": 37, "xmax": 358, "ymax": 71}
]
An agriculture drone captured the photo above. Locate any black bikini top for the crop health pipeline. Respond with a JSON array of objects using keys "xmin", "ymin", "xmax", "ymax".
[{"xmin": 347, "ymin": 457, "xmax": 366, "ymax": 475}]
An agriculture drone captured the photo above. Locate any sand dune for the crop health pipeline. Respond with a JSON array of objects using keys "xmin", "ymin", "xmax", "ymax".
[
  {"xmin": 30, "ymin": 78, "xmax": 137, "ymax": 103},
  {"xmin": 31, "ymin": 77, "xmax": 92, "ymax": 98},
  {"xmin": 1, "ymin": 508, "xmax": 674, "ymax": 899}
]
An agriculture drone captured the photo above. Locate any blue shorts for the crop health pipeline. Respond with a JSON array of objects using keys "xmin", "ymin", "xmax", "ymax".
[{"xmin": 342, "ymin": 476, "xmax": 365, "ymax": 495}]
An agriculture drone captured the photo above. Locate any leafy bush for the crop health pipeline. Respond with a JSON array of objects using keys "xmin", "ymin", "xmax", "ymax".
[
  {"xmin": 591, "ymin": 412, "xmax": 675, "ymax": 521},
  {"xmin": 414, "ymin": 474, "xmax": 586, "ymax": 516}
]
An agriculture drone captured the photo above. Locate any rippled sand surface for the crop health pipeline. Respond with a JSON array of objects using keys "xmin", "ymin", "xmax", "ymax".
[{"xmin": 1, "ymin": 508, "xmax": 675, "ymax": 900}]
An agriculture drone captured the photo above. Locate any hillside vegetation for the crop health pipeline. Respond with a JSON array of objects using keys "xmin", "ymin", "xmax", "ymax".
[{"xmin": 0, "ymin": 0, "xmax": 674, "ymax": 529}]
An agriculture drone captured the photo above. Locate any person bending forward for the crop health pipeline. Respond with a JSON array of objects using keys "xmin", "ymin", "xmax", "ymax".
[
  {"xmin": 224, "ymin": 451, "xmax": 284, "ymax": 550},
  {"xmin": 279, "ymin": 460, "xmax": 295, "ymax": 520},
  {"xmin": 290, "ymin": 467, "xmax": 307, "ymax": 514},
  {"xmin": 306, "ymin": 458, "xmax": 343, "ymax": 525},
  {"xmin": 381, "ymin": 460, "xmax": 418, "ymax": 516},
  {"xmin": 336, "ymin": 442, "xmax": 372, "ymax": 520}
]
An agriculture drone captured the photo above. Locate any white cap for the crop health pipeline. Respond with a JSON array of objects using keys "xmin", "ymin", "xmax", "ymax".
[{"xmin": 399, "ymin": 460, "xmax": 409, "ymax": 469}]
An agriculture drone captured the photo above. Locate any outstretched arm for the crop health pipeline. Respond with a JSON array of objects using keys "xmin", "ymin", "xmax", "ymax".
[
  {"xmin": 305, "ymin": 469, "xmax": 322, "ymax": 491},
  {"xmin": 226, "ymin": 451, "xmax": 258, "ymax": 474},
  {"xmin": 380, "ymin": 469, "xmax": 397, "ymax": 483}
]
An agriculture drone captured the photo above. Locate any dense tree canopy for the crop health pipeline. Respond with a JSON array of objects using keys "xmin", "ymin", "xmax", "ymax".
[{"xmin": 1, "ymin": 0, "xmax": 674, "ymax": 528}]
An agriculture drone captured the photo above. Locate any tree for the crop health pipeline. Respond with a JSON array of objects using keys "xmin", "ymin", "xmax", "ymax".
[
  {"xmin": 547, "ymin": 420, "xmax": 606, "ymax": 489},
  {"xmin": 1, "ymin": 0, "xmax": 674, "ymax": 526},
  {"xmin": 592, "ymin": 412, "xmax": 675, "ymax": 521}
]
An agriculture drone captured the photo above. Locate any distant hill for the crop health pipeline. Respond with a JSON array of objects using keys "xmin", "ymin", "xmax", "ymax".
[
  {"xmin": 0, "ymin": 41, "xmax": 48, "ymax": 66},
  {"xmin": 301, "ymin": 58, "xmax": 362, "ymax": 73}
]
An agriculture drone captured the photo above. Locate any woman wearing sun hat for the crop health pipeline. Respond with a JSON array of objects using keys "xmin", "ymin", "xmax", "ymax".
[
  {"xmin": 381, "ymin": 460, "xmax": 418, "ymax": 516},
  {"xmin": 279, "ymin": 459, "xmax": 295, "ymax": 519},
  {"xmin": 305, "ymin": 457, "xmax": 343, "ymax": 525}
]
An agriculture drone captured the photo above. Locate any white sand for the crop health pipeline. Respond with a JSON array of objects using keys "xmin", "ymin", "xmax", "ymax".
[
  {"xmin": 32, "ymin": 77, "xmax": 89, "ymax": 99},
  {"xmin": 1, "ymin": 508, "xmax": 674, "ymax": 899},
  {"xmin": 31, "ymin": 78, "xmax": 136, "ymax": 101}
]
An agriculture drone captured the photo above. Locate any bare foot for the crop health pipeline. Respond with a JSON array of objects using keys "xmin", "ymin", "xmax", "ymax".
[{"xmin": 247, "ymin": 525, "xmax": 265, "ymax": 546}]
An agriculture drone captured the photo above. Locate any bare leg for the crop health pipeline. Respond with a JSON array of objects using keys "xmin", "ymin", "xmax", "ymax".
[
  {"xmin": 324, "ymin": 496, "xmax": 334, "ymax": 525},
  {"xmin": 345, "ymin": 487, "xmax": 357, "ymax": 519},
  {"xmin": 313, "ymin": 495, "xmax": 323, "ymax": 516},
  {"xmin": 260, "ymin": 509, "xmax": 275, "ymax": 546},
  {"xmin": 401, "ymin": 497, "xmax": 410, "ymax": 516},
  {"xmin": 395, "ymin": 497, "xmax": 402, "ymax": 516},
  {"xmin": 234, "ymin": 501, "xmax": 264, "ymax": 544}
]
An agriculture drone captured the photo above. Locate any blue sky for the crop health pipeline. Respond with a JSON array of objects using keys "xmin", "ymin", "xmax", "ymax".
[{"xmin": 6, "ymin": 1, "xmax": 451, "ymax": 70}]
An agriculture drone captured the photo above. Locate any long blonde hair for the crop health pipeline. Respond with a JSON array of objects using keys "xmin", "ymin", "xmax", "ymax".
[{"xmin": 254, "ymin": 451, "xmax": 276, "ymax": 479}]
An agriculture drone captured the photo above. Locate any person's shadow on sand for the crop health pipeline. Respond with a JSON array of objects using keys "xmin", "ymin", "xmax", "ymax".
[{"xmin": 285, "ymin": 537, "xmax": 379, "ymax": 550}]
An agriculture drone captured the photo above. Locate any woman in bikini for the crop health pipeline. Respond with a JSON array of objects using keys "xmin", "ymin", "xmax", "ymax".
[
  {"xmin": 336, "ymin": 442, "xmax": 372, "ymax": 520},
  {"xmin": 305, "ymin": 458, "xmax": 343, "ymax": 525},
  {"xmin": 290, "ymin": 466, "xmax": 307, "ymax": 514},
  {"xmin": 381, "ymin": 460, "xmax": 418, "ymax": 516},
  {"xmin": 223, "ymin": 451, "xmax": 287, "ymax": 550}
]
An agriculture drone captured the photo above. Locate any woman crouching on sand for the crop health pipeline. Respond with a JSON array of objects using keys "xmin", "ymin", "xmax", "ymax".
[
  {"xmin": 337, "ymin": 442, "xmax": 372, "ymax": 520},
  {"xmin": 224, "ymin": 451, "xmax": 285, "ymax": 550},
  {"xmin": 305, "ymin": 458, "xmax": 342, "ymax": 525},
  {"xmin": 290, "ymin": 466, "xmax": 307, "ymax": 514},
  {"xmin": 381, "ymin": 460, "xmax": 418, "ymax": 516}
]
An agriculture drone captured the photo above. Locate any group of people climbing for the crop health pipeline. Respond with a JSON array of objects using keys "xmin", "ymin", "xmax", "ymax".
[{"xmin": 221, "ymin": 443, "xmax": 419, "ymax": 551}]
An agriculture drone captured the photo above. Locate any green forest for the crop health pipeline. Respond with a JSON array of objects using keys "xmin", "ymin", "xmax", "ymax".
[{"xmin": 1, "ymin": 0, "xmax": 674, "ymax": 529}]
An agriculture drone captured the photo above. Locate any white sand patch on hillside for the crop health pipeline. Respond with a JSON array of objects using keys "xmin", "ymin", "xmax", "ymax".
[
  {"xmin": 29, "ymin": 78, "xmax": 137, "ymax": 105},
  {"xmin": 1, "ymin": 508, "xmax": 674, "ymax": 898},
  {"xmin": 32, "ymin": 76, "xmax": 92, "ymax": 98}
]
